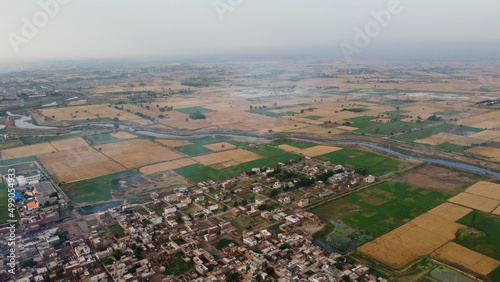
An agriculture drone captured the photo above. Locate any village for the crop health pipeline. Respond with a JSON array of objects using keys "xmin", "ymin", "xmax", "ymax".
[{"xmin": 0, "ymin": 155, "xmax": 382, "ymax": 282}]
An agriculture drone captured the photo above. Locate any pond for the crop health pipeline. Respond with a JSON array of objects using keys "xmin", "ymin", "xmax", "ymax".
[{"xmin": 429, "ymin": 266, "xmax": 475, "ymax": 282}]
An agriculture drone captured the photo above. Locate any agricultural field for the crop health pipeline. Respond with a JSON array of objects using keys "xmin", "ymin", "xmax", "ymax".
[
  {"xmin": 38, "ymin": 145, "xmax": 125, "ymax": 183},
  {"xmin": 96, "ymin": 139, "xmax": 184, "ymax": 168},
  {"xmin": 110, "ymin": 131, "xmax": 137, "ymax": 139},
  {"xmin": 357, "ymin": 202, "xmax": 470, "ymax": 269},
  {"xmin": 192, "ymin": 149, "xmax": 262, "ymax": 167},
  {"xmin": 310, "ymin": 183, "xmax": 452, "ymax": 251},
  {"xmin": 398, "ymin": 164, "xmax": 481, "ymax": 195},
  {"xmin": 316, "ymin": 148, "xmax": 411, "ymax": 176},
  {"xmin": 155, "ymin": 138, "xmax": 192, "ymax": 148},
  {"xmin": 277, "ymin": 144, "xmax": 342, "ymax": 157},
  {"xmin": 139, "ymin": 158, "xmax": 197, "ymax": 175},
  {"xmin": 85, "ymin": 133, "xmax": 118, "ymax": 145},
  {"xmin": 61, "ymin": 170, "xmax": 136, "ymax": 203},
  {"xmin": 430, "ymin": 242, "xmax": 500, "ymax": 276},
  {"xmin": 1, "ymin": 142, "xmax": 56, "ymax": 160},
  {"xmin": 454, "ymin": 212, "xmax": 500, "ymax": 261}
]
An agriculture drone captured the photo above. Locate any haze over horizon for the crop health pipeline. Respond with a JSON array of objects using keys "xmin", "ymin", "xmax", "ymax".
[{"xmin": 1, "ymin": 0, "xmax": 500, "ymax": 63}]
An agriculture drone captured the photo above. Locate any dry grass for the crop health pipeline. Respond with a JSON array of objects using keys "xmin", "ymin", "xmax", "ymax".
[
  {"xmin": 431, "ymin": 242, "xmax": 500, "ymax": 276},
  {"xmin": 97, "ymin": 139, "xmax": 184, "ymax": 168},
  {"xmin": 448, "ymin": 192, "xmax": 500, "ymax": 213},
  {"xmin": 1, "ymin": 143, "xmax": 56, "ymax": 160},
  {"xmin": 37, "ymin": 146, "xmax": 124, "ymax": 183},
  {"xmin": 110, "ymin": 132, "xmax": 137, "ymax": 139},
  {"xmin": 192, "ymin": 149, "xmax": 262, "ymax": 166},
  {"xmin": 203, "ymin": 142, "xmax": 236, "ymax": 152},
  {"xmin": 172, "ymin": 158, "xmax": 197, "ymax": 166}
]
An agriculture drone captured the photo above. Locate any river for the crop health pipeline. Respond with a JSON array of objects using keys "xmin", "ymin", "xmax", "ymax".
[{"xmin": 5, "ymin": 113, "xmax": 500, "ymax": 179}]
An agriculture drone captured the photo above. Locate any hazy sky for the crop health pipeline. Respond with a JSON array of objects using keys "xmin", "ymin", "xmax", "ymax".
[{"xmin": 1, "ymin": 0, "xmax": 500, "ymax": 62}]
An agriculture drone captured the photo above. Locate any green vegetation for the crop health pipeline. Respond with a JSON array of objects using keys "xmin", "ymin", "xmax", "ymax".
[
  {"xmin": 316, "ymin": 148, "xmax": 409, "ymax": 176},
  {"xmin": 456, "ymin": 227, "xmax": 487, "ymax": 241},
  {"xmin": 86, "ymin": 133, "xmax": 118, "ymax": 144},
  {"xmin": 341, "ymin": 108, "xmax": 367, "ymax": 113},
  {"xmin": 20, "ymin": 133, "xmax": 79, "ymax": 145},
  {"xmin": 0, "ymin": 155, "xmax": 38, "ymax": 166},
  {"xmin": 188, "ymin": 111, "xmax": 206, "ymax": 119},
  {"xmin": 176, "ymin": 136, "xmax": 232, "ymax": 156},
  {"xmin": 163, "ymin": 252, "xmax": 195, "ymax": 275},
  {"xmin": 216, "ymin": 238, "xmax": 239, "ymax": 250},
  {"xmin": 311, "ymin": 182, "xmax": 450, "ymax": 243},
  {"xmin": 249, "ymin": 105, "xmax": 297, "ymax": 117},
  {"xmin": 108, "ymin": 224, "xmax": 126, "ymax": 238},
  {"xmin": 0, "ymin": 182, "xmax": 11, "ymax": 224},
  {"xmin": 175, "ymin": 106, "xmax": 214, "ymax": 115},
  {"xmin": 61, "ymin": 170, "xmax": 135, "ymax": 203},
  {"xmin": 174, "ymin": 164, "xmax": 224, "ymax": 183},
  {"xmin": 436, "ymin": 142, "xmax": 470, "ymax": 153},
  {"xmin": 488, "ymin": 266, "xmax": 500, "ymax": 282},
  {"xmin": 304, "ymin": 115, "xmax": 324, "ymax": 120},
  {"xmin": 394, "ymin": 124, "xmax": 482, "ymax": 143},
  {"xmin": 21, "ymin": 258, "xmax": 37, "ymax": 268},
  {"xmin": 454, "ymin": 212, "xmax": 500, "ymax": 261}
]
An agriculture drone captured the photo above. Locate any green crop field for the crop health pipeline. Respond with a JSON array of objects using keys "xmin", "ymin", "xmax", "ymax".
[
  {"xmin": 304, "ymin": 115, "xmax": 324, "ymax": 120},
  {"xmin": 488, "ymin": 267, "xmax": 500, "ymax": 282},
  {"xmin": 436, "ymin": 142, "xmax": 470, "ymax": 153},
  {"xmin": 394, "ymin": 124, "xmax": 482, "ymax": 143},
  {"xmin": 316, "ymin": 148, "xmax": 410, "ymax": 176},
  {"xmin": 86, "ymin": 133, "xmax": 118, "ymax": 144},
  {"xmin": 174, "ymin": 164, "xmax": 225, "ymax": 183},
  {"xmin": 174, "ymin": 106, "xmax": 214, "ymax": 115},
  {"xmin": 61, "ymin": 170, "xmax": 135, "ymax": 203},
  {"xmin": 454, "ymin": 212, "xmax": 500, "ymax": 261},
  {"xmin": 0, "ymin": 156, "xmax": 38, "ymax": 166},
  {"xmin": 77, "ymin": 201, "xmax": 122, "ymax": 215},
  {"xmin": 310, "ymin": 182, "xmax": 451, "ymax": 246},
  {"xmin": 175, "ymin": 136, "xmax": 247, "ymax": 156}
]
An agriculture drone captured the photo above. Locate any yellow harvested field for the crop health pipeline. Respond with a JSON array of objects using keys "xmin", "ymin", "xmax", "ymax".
[
  {"xmin": 277, "ymin": 144, "xmax": 300, "ymax": 152},
  {"xmin": 1, "ymin": 143, "xmax": 56, "ymax": 160},
  {"xmin": 336, "ymin": 125, "xmax": 358, "ymax": 131},
  {"xmin": 431, "ymin": 242, "xmax": 500, "ymax": 276},
  {"xmin": 139, "ymin": 161, "xmax": 181, "ymax": 175},
  {"xmin": 37, "ymin": 146, "xmax": 124, "ymax": 183},
  {"xmin": 155, "ymin": 139, "xmax": 192, "ymax": 148},
  {"xmin": 448, "ymin": 192, "xmax": 500, "ymax": 213},
  {"xmin": 203, "ymin": 142, "xmax": 236, "ymax": 151},
  {"xmin": 97, "ymin": 139, "xmax": 184, "ymax": 168},
  {"xmin": 425, "ymin": 203, "xmax": 472, "ymax": 222},
  {"xmin": 50, "ymin": 137, "xmax": 88, "ymax": 151},
  {"xmin": 493, "ymin": 205, "xmax": 500, "ymax": 216},
  {"xmin": 415, "ymin": 133, "xmax": 460, "ymax": 146},
  {"xmin": 465, "ymin": 146, "xmax": 500, "ymax": 160},
  {"xmin": 468, "ymin": 130, "xmax": 500, "ymax": 141},
  {"xmin": 465, "ymin": 181, "xmax": 500, "ymax": 201},
  {"xmin": 192, "ymin": 149, "xmax": 262, "ymax": 166},
  {"xmin": 448, "ymin": 136, "xmax": 484, "ymax": 146},
  {"xmin": 278, "ymin": 144, "xmax": 341, "ymax": 156},
  {"xmin": 455, "ymin": 111, "xmax": 500, "ymax": 129},
  {"xmin": 172, "ymin": 158, "xmax": 197, "ymax": 166},
  {"xmin": 110, "ymin": 132, "xmax": 137, "ymax": 139},
  {"xmin": 294, "ymin": 145, "xmax": 342, "ymax": 157},
  {"xmin": 358, "ymin": 203, "xmax": 466, "ymax": 269}
]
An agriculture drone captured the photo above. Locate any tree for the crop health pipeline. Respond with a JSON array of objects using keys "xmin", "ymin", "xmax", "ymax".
[
  {"xmin": 113, "ymin": 249, "xmax": 123, "ymax": 260},
  {"xmin": 103, "ymin": 258, "xmax": 114, "ymax": 265},
  {"xmin": 226, "ymin": 272, "xmax": 240, "ymax": 282},
  {"xmin": 280, "ymin": 242, "xmax": 290, "ymax": 249}
]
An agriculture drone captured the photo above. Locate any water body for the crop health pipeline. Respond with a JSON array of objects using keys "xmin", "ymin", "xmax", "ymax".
[
  {"xmin": 326, "ymin": 219, "xmax": 372, "ymax": 250},
  {"xmin": 6, "ymin": 112, "xmax": 57, "ymax": 129},
  {"xmin": 429, "ymin": 266, "xmax": 475, "ymax": 282},
  {"xmin": 314, "ymin": 239, "xmax": 343, "ymax": 254}
]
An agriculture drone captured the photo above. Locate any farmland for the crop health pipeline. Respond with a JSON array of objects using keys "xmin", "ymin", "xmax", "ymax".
[
  {"xmin": 316, "ymin": 148, "xmax": 411, "ymax": 176},
  {"xmin": 61, "ymin": 170, "xmax": 136, "ymax": 203},
  {"xmin": 310, "ymin": 182, "xmax": 451, "ymax": 250}
]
